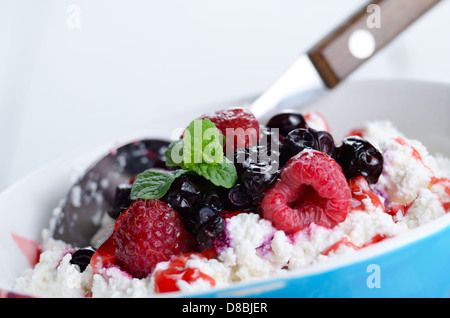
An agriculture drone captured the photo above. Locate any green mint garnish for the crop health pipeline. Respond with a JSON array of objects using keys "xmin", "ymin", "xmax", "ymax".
[
  {"xmin": 183, "ymin": 118, "xmax": 223, "ymax": 165},
  {"xmin": 164, "ymin": 118, "xmax": 238, "ymax": 188},
  {"xmin": 130, "ymin": 169, "xmax": 194, "ymax": 200},
  {"xmin": 164, "ymin": 140, "xmax": 185, "ymax": 168},
  {"xmin": 131, "ymin": 119, "xmax": 238, "ymax": 200},
  {"xmin": 188, "ymin": 156, "xmax": 238, "ymax": 188}
]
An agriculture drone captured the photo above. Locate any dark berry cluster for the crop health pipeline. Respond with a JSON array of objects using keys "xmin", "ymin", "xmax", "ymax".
[
  {"xmin": 69, "ymin": 109, "xmax": 386, "ymax": 278},
  {"xmin": 266, "ymin": 112, "xmax": 383, "ymax": 184},
  {"xmin": 232, "ymin": 132, "xmax": 280, "ymax": 206},
  {"xmin": 162, "ymin": 175, "xmax": 225, "ymax": 251},
  {"xmin": 161, "ymin": 127, "xmax": 282, "ymax": 251},
  {"xmin": 280, "ymin": 128, "xmax": 335, "ymax": 166},
  {"xmin": 92, "ymin": 112, "xmax": 383, "ymax": 258}
]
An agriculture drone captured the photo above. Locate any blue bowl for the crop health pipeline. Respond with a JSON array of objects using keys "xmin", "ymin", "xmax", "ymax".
[{"xmin": 185, "ymin": 215, "xmax": 450, "ymax": 298}]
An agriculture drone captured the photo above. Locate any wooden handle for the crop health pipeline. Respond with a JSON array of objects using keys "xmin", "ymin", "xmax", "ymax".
[{"xmin": 308, "ymin": 0, "xmax": 441, "ymax": 88}]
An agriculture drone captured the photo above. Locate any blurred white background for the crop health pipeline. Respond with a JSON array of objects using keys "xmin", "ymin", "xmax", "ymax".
[{"xmin": 1, "ymin": 0, "xmax": 449, "ymax": 191}]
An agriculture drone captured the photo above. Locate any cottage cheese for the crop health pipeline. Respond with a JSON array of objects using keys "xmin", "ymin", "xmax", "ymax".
[
  {"xmin": 14, "ymin": 237, "xmax": 92, "ymax": 298},
  {"xmin": 374, "ymin": 137, "xmax": 434, "ymax": 204}
]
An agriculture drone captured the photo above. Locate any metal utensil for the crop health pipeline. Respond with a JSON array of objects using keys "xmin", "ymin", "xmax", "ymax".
[
  {"xmin": 52, "ymin": 139, "xmax": 171, "ymax": 246},
  {"xmin": 250, "ymin": 0, "xmax": 441, "ymax": 120},
  {"xmin": 52, "ymin": 0, "xmax": 440, "ymax": 247}
]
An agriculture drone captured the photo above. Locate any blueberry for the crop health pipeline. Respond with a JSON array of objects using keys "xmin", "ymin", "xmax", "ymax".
[
  {"xmin": 258, "ymin": 127, "xmax": 282, "ymax": 156},
  {"xmin": 201, "ymin": 193, "xmax": 224, "ymax": 213},
  {"xmin": 108, "ymin": 184, "xmax": 132, "ymax": 219},
  {"xmin": 163, "ymin": 175, "xmax": 202, "ymax": 215},
  {"xmin": 182, "ymin": 194, "xmax": 226, "ymax": 251},
  {"xmin": 70, "ymin": 246, "xmax": 96, "ymax": 272},
  {"xmin": 280, "ymin": 128, "xmax": 336, "ymax": 166},
  {"xmin": 227, "ymin": 184, "xmax": 252, "ymax": 210},
  {"xmin": 194, "ymin": 214, "xmax": 225, "ymax": 251},
  {"xmin": 266, "ymin": 112, "xmax": 308, "ymax": 140},
  {"xmin": 232, "ymin": 127, "xmax": 281, "ymax": 178},
  {"xmin": 315, "ymin": 130, "xmax": 335, "ymax": 156},
  {"xmin": 241, "ymin": 162, "xmax": 278, "ymax": 204},
  {"xmin": 286, "ymin": 128, "xmax": 318, "ymax": 150},
  {"xmin": 231, "ymin": 134, "xmax": 279, "ymax": 205},
  {"xmin": 280, "ymin": 128, "xmax": 317, "ymax": 165},
  {"xmin": 233, "ymin": 148, "xmax": 252, "ymax": 178},
  {"xmin": 335, "ymin": 136, "xmax": 383, "ymax": 183}
]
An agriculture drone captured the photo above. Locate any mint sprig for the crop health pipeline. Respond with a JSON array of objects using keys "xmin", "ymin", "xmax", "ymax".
[
  {"xmin": 165, "ymin": 140, "xmax": 185, "ymax": 168},
  {"xmin": 130, "ymin": 169, "xmax": 194, "ymax": 200},
  {"xmin": 188, "ymin": 156, "xmax": 238, "ymax": 188},
  {"xmin": 131, "ymin": 119, "xmax": 238, "ymax": 201},
  {"xmin": 165, "ymin": 118, "xmax": 237, "ymax": 188},
  {"xmin": 183, "ymin": 118, "xmax": 223, "ymax": 165}
]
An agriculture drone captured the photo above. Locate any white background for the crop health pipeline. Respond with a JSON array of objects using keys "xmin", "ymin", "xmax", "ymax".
[{"xmin": 1, "ymin": 0, "xmax": 449, "ymax": 191}]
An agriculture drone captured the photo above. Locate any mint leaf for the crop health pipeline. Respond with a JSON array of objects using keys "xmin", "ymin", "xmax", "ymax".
[
  {"xmin": 130, "ymin": 169, "xmax": 193, "ymax": 200},
  {"xmin": 188, "ymin": 157, "xmax": 237, "ymax": 188},
  {"xmin": 163, "ymin": 118, "xmax": 238, "ymax": 189},
  {"xmin": 164, "ymin": 140, "xmax": 186, "ymax": 168},
  {"xmin": 183, "ymin": 118, "xmax": 223, "ymax": 165}
]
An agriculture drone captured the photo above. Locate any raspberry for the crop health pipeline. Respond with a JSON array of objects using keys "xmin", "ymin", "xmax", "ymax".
[
  {"xmin": 260, "ymin": 150, "xmax": 351, "ymax": 233},
  {"xmin": 112, "ymin": 199, "xmax": 194, "ymax": 278},
  {"xmin": 201, "ymin": 107, "xmax": 260, "ymax": 153}
]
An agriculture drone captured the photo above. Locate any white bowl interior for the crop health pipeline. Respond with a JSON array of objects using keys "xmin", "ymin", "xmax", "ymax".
[{"xmin": 307, "ymin": 79, "xmax": 450, "ymax": 156}]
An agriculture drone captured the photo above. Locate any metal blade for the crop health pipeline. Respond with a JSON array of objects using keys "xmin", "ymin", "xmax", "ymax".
[{"xmin": 248, "ymin": 54, "xmax": 327, "ymax": 121}]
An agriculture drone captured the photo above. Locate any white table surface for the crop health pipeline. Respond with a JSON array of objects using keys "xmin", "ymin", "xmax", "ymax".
[{"xmin": 1, "ymin": 0, "xmax": 449, "ymax": 191}]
